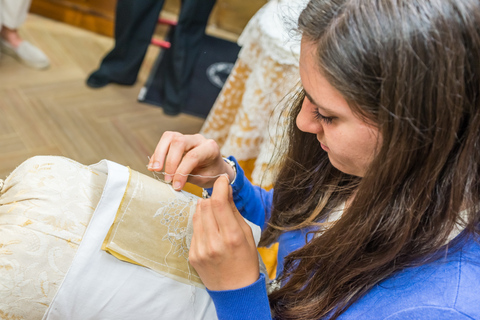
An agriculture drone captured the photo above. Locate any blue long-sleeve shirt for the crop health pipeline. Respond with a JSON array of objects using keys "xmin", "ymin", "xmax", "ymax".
[{"xmin": 205, "ymin": 157, "xmax": 480, "ymax": 319}]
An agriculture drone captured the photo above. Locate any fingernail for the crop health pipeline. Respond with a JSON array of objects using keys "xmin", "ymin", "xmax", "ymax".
[
  {"xmin": 164, "ymin": 174, "xmax": 172, "ymax": 183},
  {"xmin": 152, "ymin": 162, "xmax": 160, "ymax": 169},
  {"xmin": 173, "ymin": 181, "xmax": 181, "ymax": 190},
  {"xmin": 223, "ymin": 174, "xmax": 230, "ymax": 183}
]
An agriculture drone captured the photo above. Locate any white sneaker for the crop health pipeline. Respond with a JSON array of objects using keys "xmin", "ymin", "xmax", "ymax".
[{"xmin": 0, "ymin": 39, "xmax": 50, "ymax": 69}]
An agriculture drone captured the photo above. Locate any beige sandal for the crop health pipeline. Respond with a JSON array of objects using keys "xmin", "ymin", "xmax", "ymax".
[{"xmin": 0, "ymin": 39, "xmax": 50, "ymax": 69}]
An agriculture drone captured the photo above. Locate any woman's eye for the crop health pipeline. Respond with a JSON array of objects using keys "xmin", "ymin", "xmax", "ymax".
[{"xmin": 312, "ymin": 109, "xmax": 334, "ymax": 124}]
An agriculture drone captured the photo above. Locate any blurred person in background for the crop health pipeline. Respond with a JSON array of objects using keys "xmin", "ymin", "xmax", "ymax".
[
  {"xmin": 0, "ymin": 0, "xmax": 49, "ymax": 69},
  {"xmin": 86, "ymin": 0, "xmax": 216, "ymax": 115}
]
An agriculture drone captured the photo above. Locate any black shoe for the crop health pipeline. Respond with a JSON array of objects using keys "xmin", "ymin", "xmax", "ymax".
[
  {"xmin": 162, "ymin": 104, "xmax": 181, "ymax": 116},
  {"xmin": 86, "ymin": 73, "xmax": 111, "ymax": 88}
]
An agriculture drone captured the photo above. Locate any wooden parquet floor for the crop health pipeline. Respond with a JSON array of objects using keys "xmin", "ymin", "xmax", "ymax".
[{"xmin": 0, "ymin": 14, "xmax": 205, "ymax": 179}]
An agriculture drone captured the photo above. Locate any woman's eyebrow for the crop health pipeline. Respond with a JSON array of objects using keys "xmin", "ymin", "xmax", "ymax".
[{"xmin": 304, "ymin": 89, "xmax": 337, "ymax": 114}]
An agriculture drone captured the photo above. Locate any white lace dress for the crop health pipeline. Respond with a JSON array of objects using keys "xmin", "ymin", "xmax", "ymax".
[{"xmin": 200, "ymin": 0, "xmax": 308, "ymax": 187}]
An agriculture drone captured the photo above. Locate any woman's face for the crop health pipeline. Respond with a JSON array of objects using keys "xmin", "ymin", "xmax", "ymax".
[{"xmin": 296, "ymin": 40, "xmax": 381, "ymax": 177}]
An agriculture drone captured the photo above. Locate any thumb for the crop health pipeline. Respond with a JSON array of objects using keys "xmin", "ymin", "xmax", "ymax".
[{"xmin": 210, "ymin": 174, "xmax": 230, "ymax": 200}]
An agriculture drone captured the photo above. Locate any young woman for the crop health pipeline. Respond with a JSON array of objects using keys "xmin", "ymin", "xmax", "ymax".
[{"xmin": 148, "ymin": 0, "xmax": 480, "ymax": 319}]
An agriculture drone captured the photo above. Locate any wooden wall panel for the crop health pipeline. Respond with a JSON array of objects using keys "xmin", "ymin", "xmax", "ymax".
[
  {"xmin": 210, "ymin": 0, "xmax": 267, "ymax": 35},
  {"xmin": 30, "ymin": 0, "xmax": 116, "ymax": 37},
  {"xmin": 30, "ymin": 0, "xmax": 267, "ymax": 38},
  {"xmin": 163, "ymin": 0, "xmax": 267, "ymax": 35}
]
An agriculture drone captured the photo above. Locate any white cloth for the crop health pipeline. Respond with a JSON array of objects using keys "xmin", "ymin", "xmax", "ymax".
[
  {"xmin": 0, "ymin": 0, "xmax": 31, "ymax": 29},
  {"xmin": 43, "ymin": 160, "xmax": 218, "ymax": 319}
]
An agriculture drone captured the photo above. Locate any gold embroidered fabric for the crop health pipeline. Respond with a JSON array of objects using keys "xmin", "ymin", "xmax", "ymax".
[
  {"xmin": 200, "ymin": 0, "xmax": 306, "ymax": 187},
  {"xmin": 102, "ymin": 169, "xmax": 203, "ymax": 287},
  {"xmin": 0, "ymin": 156, "xmax": 107, "ymax": 319}
]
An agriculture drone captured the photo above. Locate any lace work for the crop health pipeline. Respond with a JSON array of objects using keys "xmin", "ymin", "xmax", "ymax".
[
  {"xmin": 154, "ymin": 197, "xmax": 196, "ymax": 260},
  {"xmin": 103, "ymin": 169, "xmax": 204, "ymax": 287}
]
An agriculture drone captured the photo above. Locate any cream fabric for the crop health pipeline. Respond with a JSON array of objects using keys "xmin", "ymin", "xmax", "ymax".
[
  {"xmin": 0, "ymin": 0, "xmax": 32, "ymax": 29},
  {"xmin": 0, "ymin": 156, "xmax": 106, "ymax": 319}
]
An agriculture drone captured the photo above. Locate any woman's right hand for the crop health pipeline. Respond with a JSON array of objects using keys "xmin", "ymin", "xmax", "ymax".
[{"xmin": 148, "ymin": 131, "xmax": 235, "ymax": 191}]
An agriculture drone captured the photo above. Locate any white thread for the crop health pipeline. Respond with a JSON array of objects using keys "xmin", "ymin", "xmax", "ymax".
[
  {"xmin": 146, "ymin": 156, "xmax": 231, "ymax": 183},
  {"xmin": 152, "ymin": 170, "xmax": 229, "ymax": 180},
  {"xmin": 147, "ymin": 166, "xmax": 231, "ymax": 184}
]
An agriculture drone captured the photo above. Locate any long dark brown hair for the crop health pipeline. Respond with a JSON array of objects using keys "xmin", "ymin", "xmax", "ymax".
[{"xmin": 261, "ymin": 0, "xmax": 480, "ymax": 319}]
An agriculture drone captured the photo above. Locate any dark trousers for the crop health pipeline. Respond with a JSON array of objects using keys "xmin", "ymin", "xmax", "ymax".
[{"xmin": 90, "ymin": 0, "xmax": 217, "ymax": 113}]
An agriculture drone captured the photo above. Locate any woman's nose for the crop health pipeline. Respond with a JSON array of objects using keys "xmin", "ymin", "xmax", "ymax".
[{"xmin": 296, "ymin": 100, "xmax": 323, "ymax": 134}]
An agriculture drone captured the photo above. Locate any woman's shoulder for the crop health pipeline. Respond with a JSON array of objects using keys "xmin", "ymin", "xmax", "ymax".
[{"xmin": 339, "ymin": 234, "xmax": 480, "ymax": 320}]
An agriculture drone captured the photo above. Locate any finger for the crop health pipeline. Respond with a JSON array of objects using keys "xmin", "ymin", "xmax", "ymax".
[
  {"xmin": 172, "ymin": 141, "xmax": 218, "ymax": 190},
  {"xmin": 210, "ymin": 176, "xmax": 243, "ymax": 235},
  {"xmin": 148, "ymin": 131, "xmax": 176, "ymax": 171},
  {"xmin": 199, "ymin": 198, "xmax": 220, "ymax": 242},
  {"xmin": 210, "ymin": 174, "xmax": 231, "ymax": 199},
  {"xmin": 171, "ymin": 148, "xmax": 201, "ymax": 190},
  {"xmin": 190, "ymin": 198, "xmax": 221, "ymax": 268},
  {"xmin": 163, "ymin": 134, "xmax": 205, "ymax": 184}
]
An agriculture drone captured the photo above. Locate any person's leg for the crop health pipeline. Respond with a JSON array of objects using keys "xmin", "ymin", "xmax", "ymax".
[
  {"xmin": 0, "ymin": 0, "xmax": 30, "ymax": 45},
  {"xmin": 86, "ymin": 0, "xmax": 165, "ymax": 88},
  {"xmin": 0, "ymin": 0, "xmax": 50, "ymax": 69},
  {"xmin": 159, "ymin": 0, "xmax": 217, "ymax": 114},
  {"xmin": 0, "ymin": 1, "xmax": 2, "ymax": 55}
]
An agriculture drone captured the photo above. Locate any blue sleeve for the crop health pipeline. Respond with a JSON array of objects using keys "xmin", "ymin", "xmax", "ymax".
[
  {"xmin": 205, "ymin": 156, "xmax": 273, "ymax": 231},
  {"xmin": 207, "ymin": 273, "xmax": 273, "ymax": 320},
  {"xmin": 204, "ymin": 157, "xmax": 273, "ymax": 318}
]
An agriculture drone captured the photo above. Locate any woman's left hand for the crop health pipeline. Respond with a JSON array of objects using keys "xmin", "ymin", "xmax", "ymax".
[{"xmin": 189, "ymin": 176, "xmax": 260, "ymax": 291}]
